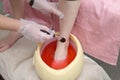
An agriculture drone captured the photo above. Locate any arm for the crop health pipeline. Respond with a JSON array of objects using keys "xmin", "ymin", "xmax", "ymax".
[
  {"xmin": 0, "ymin": 14, "xmax": 55, "ymax": 42},
  {"xmin": 0, "ymin": 14, "xmax": 20, "ymax": 31},
  {"xmin": 54, "ymin": 0, "xmax": 81, "ymax": 60}
]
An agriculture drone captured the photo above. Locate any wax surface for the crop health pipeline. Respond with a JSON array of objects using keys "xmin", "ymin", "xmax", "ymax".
[{"xmin": 41, "ymin": 40, "xmax": 76, "ymax": 70}]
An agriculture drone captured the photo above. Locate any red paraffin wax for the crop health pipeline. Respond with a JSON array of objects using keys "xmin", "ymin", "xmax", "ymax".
[{"xmin": 41, "ymin": 40, "xmax": 76, "ymax": 70}]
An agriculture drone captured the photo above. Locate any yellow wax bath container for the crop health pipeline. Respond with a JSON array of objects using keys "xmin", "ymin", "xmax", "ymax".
[{"xmin": 33, "ymin": 34, "xmax": 84, "ymax": 80}]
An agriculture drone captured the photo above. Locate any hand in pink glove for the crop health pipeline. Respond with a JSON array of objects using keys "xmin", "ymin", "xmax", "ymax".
[
  {"xmin": 28, "ymin": 0, "xmax": 64, "ymax": 19},
  {"xmin": 18, "ymin": 19, "xmax": 55, "ymax": 43}
]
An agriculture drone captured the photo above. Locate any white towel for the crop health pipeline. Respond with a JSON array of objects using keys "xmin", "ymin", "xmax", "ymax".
[{"xmin": 0, "ymin": 30, "xmax": 111, "ymax": 80}]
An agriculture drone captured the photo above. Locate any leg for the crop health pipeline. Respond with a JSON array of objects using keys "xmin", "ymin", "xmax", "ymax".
[
  {"xmin": 0, "ymin": 0, "xmax": 25, "ymax": 52},
  {"xmin": 77, "ymin": 56, "xmax": 111, "ymax": 80},
  {"xmin": 54, "ymin": 0, "xmax": 80, "ymax": 61}
]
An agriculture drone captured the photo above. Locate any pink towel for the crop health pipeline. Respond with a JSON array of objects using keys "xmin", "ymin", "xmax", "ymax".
[
  {"xmin": 2, "ymin": 0, "xmax": 120, "ymax": 65},
  {"xmin": 72, "ymin": 0, "xmax": 120, "ymax": 65}
]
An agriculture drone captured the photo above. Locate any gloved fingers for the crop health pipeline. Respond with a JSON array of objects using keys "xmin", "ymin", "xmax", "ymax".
[
  {"xmin": 51, "ymin": 6, "xmax": 64, "ymax": 19},
  {"xmin": 48, "ymin": 2, "xmax": 64, "ymax": 19},
  {"xmin": 38, "ymin": 32, "xmax": 52, "ymax": 43},
  {"xmin": 38, "ymin": 24, "xmax": 51, "ymax": 30},
  {"xmin": 32, "ymin": 3, "xmax": 64, "ymax": 19},
  {"xmin": 33, "ymin": 31, "xmax": 54, "ymax": 43},
  {"xmin": 31, "ymin": 0, "xmax": 49, "ymax": 14},
  {"xmin": 48, "ymin": 2, "xmax": 58, "ymax": 8},
  {"xmin": 19, "ymin": 19, "xmax": 55, "ymax": 43},
  {"xmin": 31, "ymin": 0, "xmax": 64, "ymax": 19},
  {"xmin": 39, "ymin": 25, "xmax": 55, "ymax": 39}
]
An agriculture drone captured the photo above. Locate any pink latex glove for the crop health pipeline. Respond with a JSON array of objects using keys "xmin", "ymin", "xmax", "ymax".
[
  {"xmin": 18, "ymin": 19, "xmax": 55, "ymax": 43},
  {"xmin": 28, "ymin": 0, "xmax": 64, "ymax": 19}
]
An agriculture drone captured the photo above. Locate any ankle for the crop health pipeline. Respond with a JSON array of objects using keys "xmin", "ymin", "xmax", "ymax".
[{"xmin": 57, "ymin": 36, "xmax": 69, "ymax": 47}]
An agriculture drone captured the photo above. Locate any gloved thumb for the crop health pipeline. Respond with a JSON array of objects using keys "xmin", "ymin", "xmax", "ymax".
[{"xmin": 51, "ymin": 6, "xmax": 64, "ymax": 19}]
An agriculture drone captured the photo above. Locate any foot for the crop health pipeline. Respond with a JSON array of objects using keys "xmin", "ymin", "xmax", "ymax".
[
  {"xmin": 0, "ymin": 32, "xmax": 22, "ymax": 52},
  {"xmin": 54, "ymin": 39, "xmax": 69, "ymax": 61}
]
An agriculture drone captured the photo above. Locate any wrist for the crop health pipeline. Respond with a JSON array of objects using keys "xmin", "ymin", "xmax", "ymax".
[
  {"xmin": 18, "ymin": 19, "xmax": 30, "ymax": 34},
  {"xmin": 10, "ymin": 19, "xmax": 21, "ymax": 31},
  {"xmin": 16, "ymin": 20, "xmax": 21, "ymax": 31}
]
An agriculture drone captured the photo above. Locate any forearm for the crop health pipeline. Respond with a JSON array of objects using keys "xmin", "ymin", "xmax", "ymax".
[
  {"xmin": 59, "ymin": 0, "xmax": 80, "ymax": 40},
  {"xmin": 0, "ymin": 14, "xmax": 20, "ymax": 31}
]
